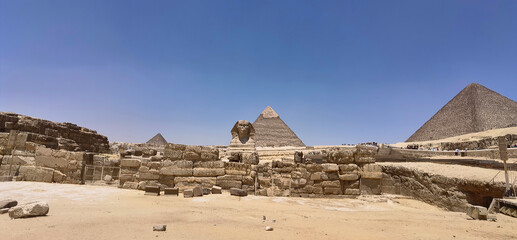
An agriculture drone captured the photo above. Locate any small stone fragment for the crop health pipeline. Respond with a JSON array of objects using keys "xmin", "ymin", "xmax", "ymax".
[
  {"xmin": 202, "ymin": 188, "xmax": 211, "ymax": 195},
  {"xmin": 153, "ymin": 225, "xmax": 167, "ymax": 231},
  {"xmin": 183, "ymin": 189, "xmax": 194, "ymax": 198},
  {"xmin": 265, "ymin": 226, "xmax": 274, "ymax": 231},
  {"xmin": 211, "ymin": 186, "xmax": 222, "ymax": 194},
  {"xmin": 193, "ymin": 186, "xmax": 203, "ymax": 197}
]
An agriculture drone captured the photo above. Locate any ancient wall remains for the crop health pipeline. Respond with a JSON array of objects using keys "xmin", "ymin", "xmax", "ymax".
[
  {"xmin": 0, "ymin": 112, "xmax": 109, "ymax": 153},
  {"xmin": 119, "ymin": 143, "xmax": 383, "ymax": 197}
]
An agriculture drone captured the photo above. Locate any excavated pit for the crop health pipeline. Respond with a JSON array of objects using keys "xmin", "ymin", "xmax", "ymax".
[{"xmin": 380, "ymin": 164, "xmax": 506, "ymax": 212}]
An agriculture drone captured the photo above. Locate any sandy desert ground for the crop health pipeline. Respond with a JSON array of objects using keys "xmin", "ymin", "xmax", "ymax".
[{"xmin": 1, "ymin": 182, "xmax": 517, "ymax": 240}]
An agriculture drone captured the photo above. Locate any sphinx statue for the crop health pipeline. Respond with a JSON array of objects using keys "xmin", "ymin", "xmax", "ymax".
[
  {"xmin": 227, "ymin": 120, "xmax": 258, "ymax": 163},
  {"xmin": 229, "ymin": 120, "xmax": 256, "ymax": 148}
]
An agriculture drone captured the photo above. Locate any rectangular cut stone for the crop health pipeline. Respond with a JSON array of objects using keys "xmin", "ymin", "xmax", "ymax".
[
  {"xmin": 145, "ymin": 186, "xmax": 160, "ymax": 196},
  {"xmin": 466, "ymin": 205, "xmax": 488, "ymax": 220},
  {"xmin": 321, "ymin": 163, "xmax": 339, "ymax": 172},
  {"xmin": 345, "ymin": 188, "xmax": 360, "ymax": 195},
  {"xmin": 194, "ymin": 161, "xmax": 224, "ymax": 168},
  {"xmin": 211, "ymin": 186, "xmax": 222, "ymax": 194},
  {"xmin": 323, "ymin": 187, "xmax": 341, "ymax": 195},
  {"xmin": 216, "ymin": 175, "xmax": 243, "ymax": 181},
  {"xmin": 339, "ymin": 173, "xmax": 359, "ymax": 181},
  {"xmin": 164, "ymin": 149, "xmax": 183, "ymax": 160},
  {"xmin": 216, "ymin": 180, "xmax": 242, "ymax": 189},
  {"xmin": 225, "ymin": 170, "xmax": 247, "ymax": 175},
  {"xmin": 321, "ymin": 180, "xmax": 340, "ymax": 188},
  {"xmin": 230, "ymin": 188, "xmax": 247, "ymax": 196},
  {"xmin": 193, "ymin": 168, "xmax": 225, "ymax": 177},
  {"xmin": 184, "ymin": 152, "xmax": 201, "ymax": 161},
  {"xmin": 159, "ymin": 167, "xmax": 193, "ymax": 176},
  {"xmin": 339, "ymin": 164, "xmax": 359, "ymax": 174},
  {"xmin": 120, "ymin": 159, "xmax": 141, "ymax": 168},
  {"xmin": 224, "ymin": 162, "xmax": 248, "ymax": 171},
  {"xmin": 183, "ymin": 189, "xmax": 194, "ymax": 198},
  {"xmin": 18, "ymin": 166, "xmax": 54, "ymax": 183}
]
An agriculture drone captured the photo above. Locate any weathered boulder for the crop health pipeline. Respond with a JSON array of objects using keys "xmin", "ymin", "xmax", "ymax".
[
  {"xmin": 8, "ymin": 201, "xmax": 49, "ymax": 219},
  {"xmin": 211, "ymin": 186, "xmax": 222, "ymax": 194},
  {"xmin": 193, "ymin": 186, "xmax": 203, "ymax": 197}
]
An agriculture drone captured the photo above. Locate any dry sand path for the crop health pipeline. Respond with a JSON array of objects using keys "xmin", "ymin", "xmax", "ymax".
[{"xmin": 1, "ymin": 182, "xmax": 516, "ymax": 240}]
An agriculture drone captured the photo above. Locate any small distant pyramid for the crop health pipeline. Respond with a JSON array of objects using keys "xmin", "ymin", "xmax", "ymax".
[
  {"xmin": 407, "ymin": 83, "xmax": 517, "ymax": 142},
  {"xmin": 252, "ymin": 106, "xmax": 305, "ymax": 147},
  {"xmin": 146, "ymin": 133, "xmax": 167, "ymax": 146}
]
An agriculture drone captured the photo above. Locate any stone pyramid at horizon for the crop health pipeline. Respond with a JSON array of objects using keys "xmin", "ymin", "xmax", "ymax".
[
  {"xmin": 407, "ymin": 83, "xmax": 517, "ymax": 142},
  {"xmin": 252, "ymin": 106, "xmax": 305, "ymax": 147},
  {"xmin": 146, "ymin": 133, "xmax": 168, "ymax": 146}
]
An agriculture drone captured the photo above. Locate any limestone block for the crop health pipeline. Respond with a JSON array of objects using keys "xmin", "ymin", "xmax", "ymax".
[
  {"xmin": 193, "ymin": 168, "xmax": 225, "ymax": 177},
  {"xmin": 230, "ymin": 188, "xmax": 247, "ymax": 196},
  {"xmin": 8, "ymin": 201, "xmax": 49, "ymax": 219},
  {"xmin": 291, "ymin": 178, "xmax": 307, "ymax": 188},
  {"xmin": 321, "ymin": 163, "xmax": 339, "ymax": 172},
  {"xmin": 344, "ymin": 188, "xmax": 360, "ymax": 195},
  {"xmin": 35, "ymin": 155, "xmax": 68, "ymax": 169},
  {"xmin": 147, "ymin": 162, "xmax": 162, "ymax": 170},
  {"xmin": 139, "ymin": 166, "xmax": 150, "ymax": 173},
  {"xmin": 160, "ymin": 168, "xmax": 192, "ymax": 176},
  {"xmin": 323, "ymin": 187, "xmax": 341, "ymax": 195},
  {"xmin": 241, "ymin": 152, "xmax": 259, "ymax": 165},
  {"xmin": 224, "ymin": 162, "xmax": 248, "ymax": 171},
  {"xmin": 211, "ymin": 186, "xmax": 222, "ymax": 194},
  {"xmin": 242, "ymin": 176, "xmax": 254, "ymax": 186},
  {"xmin": 169, "ymin": 160, "xmax": 194, "ymax": 169},
  {"xmin": 466, "ymin": 205, "xmax": 488, "ymax": 220},
  {"xmin": 164, "ymin": 150, "xmax": 183, "ymax": 160},
  {"xmin": 321, "ymin": 180, "xmax": 340, "ymax": 188},
  {"xmin": 184, "ymin": 152, "xmax": 201, "ymax": 161},
  {"xmin": 18, "ymin": 166, "xmax": 54, "ymax": 183},
  {"xmin": 164, "ymin": 188, "xmax": 179, "ymax": 196},
  {"xmin": 144, "ymin": 186, "xmax": 161, "ymax": 196},
  {"xmin": 356, "ymin": 157, "xmax": 376, "ymax": 164},
  {"xmin": 165, "ymin": 143, "xmax": 187, "ymax": 151},
  {"xmin": 183, "ymin": 189, "xmax": 194, "ymax": 198},
  {"xmin": 258, "ymin": 177, "xmax": 272, "ymax": 188},
  {"xmin": 35, "ymin": 146, "xmax": 52, "ymax": 156},
  {"xmin": 339, "ymin": 164, "xmax": 359, "ymax": 174},
  {"xmin": 162, "ymin": 160, "xmax": 173, "ymax": 167},
  {"xmin": 306, "ymin": 164, "xmax": 323, "ymax": 172},
  {"xmin": 200, "ymin": 152, "xmax": 218, "ymax": 161},
  {"xmin": 225, "ymin": 169, "xmax": 247, "ymax": 175},
  {"xmin": 120, "ymin": 159, "xmax": 141, "ymax": 168},
  {"xmin": 217, "ymin": 175, "xmax": 243, "ymax": 181},
  {"xmin": 361, "ymin": 164, "xmax": 383, "ymax": 179},
  {"xmin": 216, "ymin": 180, "xmax": 242, "ymax": 189},
  {"xmin": 194, "ymin": 161, "xmax": 224, "ymax": 169},
  {"xmin": 339, "ymin": 173, "xmax": 359, "ymax": 181},
  {"xmin": 328, "ymin": 149, "xmax": 355, "ymax": 163},
  {"xmin": 310, "ymin": 172, "xmax": 326, "ymax": 181}
]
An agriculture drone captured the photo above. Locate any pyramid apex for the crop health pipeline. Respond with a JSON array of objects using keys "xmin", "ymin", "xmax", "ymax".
[
  {"xmin": 261, "ymin": 106, "xmax": 279, "ymax": 118},
  {"xmin": 146, "ymin": 133, "xmax": 167, "ymax": 145}
]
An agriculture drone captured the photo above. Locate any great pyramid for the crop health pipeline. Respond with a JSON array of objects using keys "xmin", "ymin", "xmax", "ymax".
[
  {"xmin": 407, "ymin": 83, "xmax": 517, "ymax": 142},
  {"xmin": 252, "ymin": 106, "xmax": 305, "ymax": 147},
  {"xmin": 146, "ymin": 133, "xmax": 167, "ymax": 146}
]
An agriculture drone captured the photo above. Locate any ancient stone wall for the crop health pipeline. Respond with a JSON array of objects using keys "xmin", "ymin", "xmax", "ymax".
[
  {"xmin": 0, "ymin": 112, "xmax": 109, "ymax": 153},
  {"xmin": 119, "ymin": 143, "xmax": 383, "ymax": 197}
]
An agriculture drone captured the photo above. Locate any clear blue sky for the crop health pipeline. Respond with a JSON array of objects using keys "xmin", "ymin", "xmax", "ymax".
[{"xmin": 1, "ymin": 1, "xmax": 516, "ymax": 145}]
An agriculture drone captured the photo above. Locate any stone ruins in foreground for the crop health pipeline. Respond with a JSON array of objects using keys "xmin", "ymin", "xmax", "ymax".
[{"xmin": 1, "ymin": 92, "xmax": 517, "ymax": 217}]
